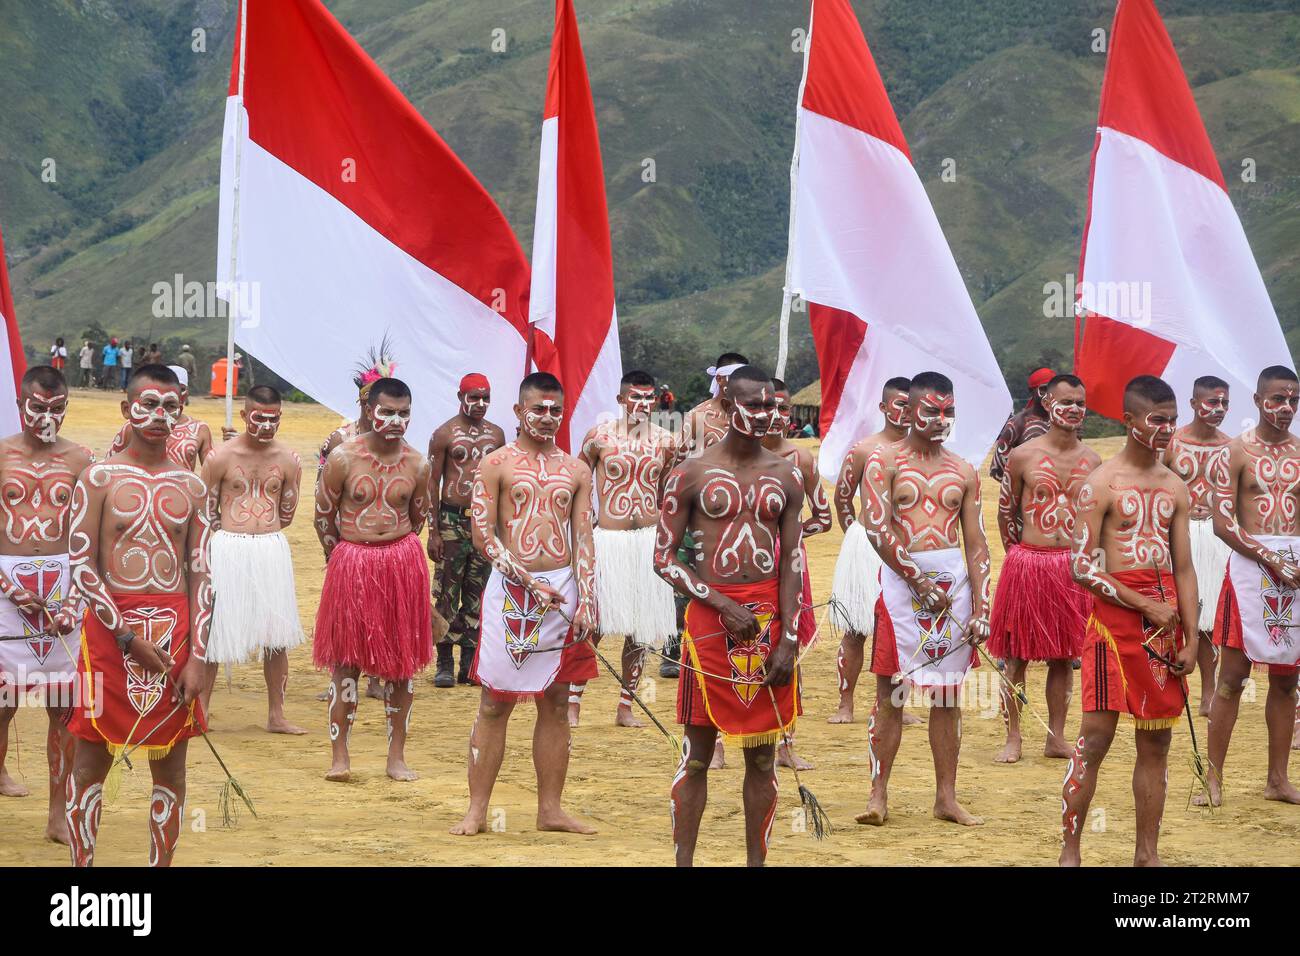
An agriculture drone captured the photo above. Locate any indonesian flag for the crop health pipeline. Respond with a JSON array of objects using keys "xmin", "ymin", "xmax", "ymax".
[
  {"xmin": 527, "ymin": 0, "xmax": 622, "ymax": 452},
  {"xmin": 1074, "ymin": 0, "xmax": 1291, "ymax": 424},
  {"xmin": 0, "ymin": 223, "xmax": 25, "ymax": 435},
  {"xmin": 787, "ymin": 0, "xmax": 1010, "ymax": 479},
  {"xmin": 217, "ymin": 0, "xmax": 552, "ymax": 443}
]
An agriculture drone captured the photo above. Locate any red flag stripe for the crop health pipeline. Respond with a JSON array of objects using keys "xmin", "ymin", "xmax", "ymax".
[{"xmin": 0, "ymin": 223, "xmax": 26, "ymax": 396}]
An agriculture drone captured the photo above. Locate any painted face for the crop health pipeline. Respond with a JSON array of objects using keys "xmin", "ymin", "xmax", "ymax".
[
  {"xmin": 20, "ymin": 388, "xmax": 68, "ymax": 444},
  {"xmin": 912, "ymin": 391, "xmax": 955, "ymax": 443},
  {"xmin": 1257, "ymin": 381, "xmax": 1298, "ymax": 432},
  {"xmin": 519, "ymin": 394, "xmax": 564, "ymax": 441},
  {"xmin": 243, "ymin": 404, "xmax": 282, "ymax": 442},
  {"xmin": 772, "ymin": 392, "xmax": 793, "ymax": 431},
  {"xmin": 370, "ymin": 397, "xmax": 411, "ymax": 440},
  {"xmin": 729, "ymin": 384, "xmax": 777, "ymax": 438},
  {"xmin": 459, "ymin": 388, "xmax": 490, "ymax": 420},
  {"xmin": 882, "ymin": 390, "xmax": 909, "ymax": 429},
  {"xmin": 1192, "ymin": 388, "xmax": 1228, "ymax": 427},
  {"xmin": 1046, "ymin": 386, "xmax": 1087, "ymax": 430},
  {"xmin": 127, "ymin": 387, "xmax": 183, "ymax": 440},
  {"xmin": 1127, "ymin": 404, "xmax": 1177, "ymax": 452},
  {"xmin": 621, "ymin": 385, "xmax": 657, "ymax": 424}
]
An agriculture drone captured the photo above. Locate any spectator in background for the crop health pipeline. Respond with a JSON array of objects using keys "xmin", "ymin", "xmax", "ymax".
[
  {"xmin": 658, "ymin": 384, "xmax": 674, "ymax": 412},
  {"xmin": 78, "ymin": 340, "xmax": 94, "ymax": 388},
  {"xmin": 177, "ymin": 344, "xmax": 197, "ymax": 384},
  {"xmin": 49, "ymin": 337, "xmax": 68, "ymax": 371},
  {"xmin": 100, "ymin": 337, "xmax": 118, "ymax": 389},
  {"xmin": 800, "ymin": 421, "xmax": 815, "ymax": 438},
  {"xmin": 145, "ymin": 342, "xmax": 163, "ymax": 365},
  {"xmin": 118, "ymin": 339, "xmax": 133, "ymax": 390}
]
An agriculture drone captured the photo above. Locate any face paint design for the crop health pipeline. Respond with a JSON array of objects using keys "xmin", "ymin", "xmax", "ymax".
[
  {"xmin": 1129, "ymin": 411, "xmax": 1176, "ymax": 452},
  {"xmin": 245, "ymin": 407, "xmax": 281, "ymax": 442},
  {"xmin": 730, "ymin": 387, "xmax": 777, "ymax": 438},
  {"xmin": 128, "ymin": 388, "xmax": 182, "ymax": 437},
  {"xmin": 771, "ymin": 393, "xmax": 793, "ymax": 432},
  {"xmin": 521, "ymin": 398, "xmax": 563, "ymax": 441},
  {"xmin": 371, "ymin": 402, "xmax": 411, "ymax": 440},
  {"xmin": 883, "ymin": 392, "xmax": 910, "ymax": 429},
  {"xmin": 1259, "ymin": 385, "xmax": 1298, "ymax": 431},
  {"xmin": 913, "ymin": 392, "xmax": 955, "ymax": 443},
  {"xmin": 1047, "ymin": 391, "xmax": 1087, "ymax": 430},
  {"xmin": 1193, "ymin": 389, "xmax": 1229, "ymax": 427},
  {"xmin": 622, "ymin": 386, "xmax": 657, "ymax": 424},
  {"xmin": 22, "ymin": 389, "xmax": 68, "ymax": 444},
  {"xmin": 460, "ymin": 388, "xmax": 490, "ymax": 420}
]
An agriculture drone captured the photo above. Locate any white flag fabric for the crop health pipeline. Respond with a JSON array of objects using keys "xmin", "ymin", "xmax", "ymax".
[{"xmin": 0, "ymin": 222, "xmax": 25, "ymax": 436}]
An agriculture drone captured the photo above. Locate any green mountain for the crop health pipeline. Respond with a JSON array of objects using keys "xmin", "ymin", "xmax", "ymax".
[{"xmin": 2, "ymin": 0, "xmax": 1297, "ymax": 405}]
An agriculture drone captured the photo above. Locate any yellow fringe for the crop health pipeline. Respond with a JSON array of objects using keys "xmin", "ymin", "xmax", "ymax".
[
  {"xmin": 720, "ymin": 717, "xmax": 799, "ymax": 749},
  {"xmin": 107, "ymin": 740, "xmax": 179, "ymax": 763},
  {"xmin": 1132, "ymin": 716, "xmax": 1179, "ymax": 731}
]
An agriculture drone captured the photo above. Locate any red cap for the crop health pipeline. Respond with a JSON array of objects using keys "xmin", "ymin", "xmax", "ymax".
[
  {"xmin": 459, "ymin": 373, "xmax": 490, "ymax": 393},
  {"xmin": 1027, "ymin": 367, "xmax": 1055, "ymax": 389}
]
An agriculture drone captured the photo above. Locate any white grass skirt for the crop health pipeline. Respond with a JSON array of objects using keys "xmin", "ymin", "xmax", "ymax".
[
  {"xmin": 207, "ymin": 530, "xmax": 305, "ymax": 664},
  {"xmin": 830, "ymin": 521, "xmax": 882, "ymax": 635},
  {"xmin": 1189, "ymin": 517, "xmax": 1229, "ymax": 632},
  {"xmin": 594, "ymin": 526, "xmax": 676, "ymax": 649}
]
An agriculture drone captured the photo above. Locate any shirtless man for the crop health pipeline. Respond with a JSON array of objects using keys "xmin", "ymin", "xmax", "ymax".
[
  {"xmin": 108, "ymin": 373, "xmax": 212, "ymax": 471},
  {"xmin": 657, "ymin": 365, "xmax": 803, "ymax": 866},
  {"xmin": 574, "ymin": 370, "xmax": 677, "ymax": 727},
  {"xmin": 1204, "ymin": 365, "xmax": 1300, "ymax": 807},
  {"xmin": 828, "ymin": 377, "xmax": 911, "ymax": 724},
  {"xmin": 427, "ymin": 373, "xmax": 505, "ymax": 688},
  {"xmin": 856, "ymin": 371, "xmax": 991, "ymax": 828},
  {"xmin": 64, "ymin": 364, "xmax": 212, "ymax": 867},
  {"xmin": 0, "ymin": 367, "xmax": 92, "ymax": 843},
  {"xmin": 315, "ymin": 378, "xmax": 432, "ymax": 782},
  {"xmin": 989, "ymin": 367, "xmax": 1055, "ymax": 482},
  {"xmin": 678, "ymin": 351, "xmax": 748, "ymax": 463},
  {"xmin": 1164, "ymin": 376, "xmax": 1232, "ymax": 715},
  {"xmin": 200, "ymin": 386, "xmax": 306, "ymax": 735},
  {"xmin": 1062, "ymin": 375, "xmax": 1198, "ymax": 866},
  {"xmin": 990, "ymin": 374, "xmax": 1099, "ymax": 762},
  {"xmin": 451, "ymin": 372, "xmax": 598, "ymax": 837}
]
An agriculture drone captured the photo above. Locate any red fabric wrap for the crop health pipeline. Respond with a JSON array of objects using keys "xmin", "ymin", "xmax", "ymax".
[
  {"xmin": 677, "ymin": 578, "xmax": 798, "ymax": 744},
  {"xmin": 1081, "ymin": 569, "xmax": 1184, "ymax": 728},
  {"xmin": 459, "ymin": 373, "xmax": 490, "ymax": 392},
  {"xmin": 313, "ymin": 533, "xmax": 433, "ymax": 681},
  {"xmin": 798, "ymin": 544, "xmax": 817, "ymax": 649},
  {"xmin": 869, "ymin": 592, "xmax": 980, "ymax": 678},
  {"xmin": 988, "ymin": 544, "xmax": 1089, "ymax": 661},
  {"xmin": 66, "ymin": 592, "xmax": 205, "ymax": 756},
  {"xmin": 1212, "ymin": 571, "xmax": 1299, "ymax": 677}
]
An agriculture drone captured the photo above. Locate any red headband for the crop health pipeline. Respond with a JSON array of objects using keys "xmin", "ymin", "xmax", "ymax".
[
  {"xmin": 1027, "ymin": 367, "xmax": 1056, "ymax": 389},
  {"xmin": 460, "ymin": 373, "xmax": 490, "ymax": 393}
]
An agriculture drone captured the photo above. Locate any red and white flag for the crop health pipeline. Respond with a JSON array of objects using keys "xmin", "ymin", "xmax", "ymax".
[
  {"xmin": 217, "ymin": 0, "xmax": 551, "ymax": 443},
  {"xmin": 528, "ymin": 0, "xmax": 622, "ymax": 452},
  {"xmin": 0, "ymin": 223, "xmax": 26, "ymax": 435},
  {"xmin": 1074, "ymin": 0, "xmax": 1291, "ymax": 424},
  {"xmin": 785, "ymin": 0, "xmax": 1010, "ymax": 479}
]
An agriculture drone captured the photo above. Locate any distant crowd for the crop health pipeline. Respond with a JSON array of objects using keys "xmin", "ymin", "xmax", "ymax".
[{"xmin": 48, "ymin": 337, "xmax": 201, "ymax": 391}]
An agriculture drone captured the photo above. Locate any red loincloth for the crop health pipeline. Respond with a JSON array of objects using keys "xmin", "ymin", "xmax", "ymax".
[
  {"xmin": 313, "ymin": 533, "xmax": 432, "ymax": 681},
  {"xmin": 677, "ymin": 578, "xmax": 798, "ymax": 745},
  {"xmin": 66, "ymin": 592, "xmax": 205, "ymax": 759},
  {"xmin": 1081, "ymin": 569, "xmax": 1185, "ymax": 729},
  {"xmin": 1213, "ymin": 569, "xmax": 1300, "ymax": 677},
  {"xmin": 988, "ymin": 544, "xmax": 1089, "ymax": 661}
]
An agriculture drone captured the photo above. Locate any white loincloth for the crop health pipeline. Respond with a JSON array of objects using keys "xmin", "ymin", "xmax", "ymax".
[
  {"xmin": 1189, "ymin": 516, "xmax": 1229, "ymax": 632},
  {"xmin": 881, "ymin": 547, "xmax": 974, "ymax": 689},
  {"xmin": 1226, "ymin": 533, "xmax": 1300, "ymax": 667},
  {"xmin": 206, "ymin": 530, "xmax": 305, "ymax": 664},
  {"xmin": 593, "ymin": 526, "xmax": 676, "ymax": 648},
  {"xmin": 830, "ymin": 521, "xmax": 881, "ymax": 635},
  {"xmin": 476, "ymin": 566, "xmax": 575, "ymax": 698},
  {"xmin": 0, "ymin": 553, "xmax": 78, "ymax": 692}
]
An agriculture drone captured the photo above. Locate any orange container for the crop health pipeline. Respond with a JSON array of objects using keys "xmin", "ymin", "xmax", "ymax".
[{"xmin": 210, "ymin": 358, "xmax": 240, "ymax": 397}]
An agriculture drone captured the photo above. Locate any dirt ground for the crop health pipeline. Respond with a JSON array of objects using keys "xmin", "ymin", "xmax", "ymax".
[{"xmin": 1, "ymin": 388, "xmax": 1296, "ymax": 867}]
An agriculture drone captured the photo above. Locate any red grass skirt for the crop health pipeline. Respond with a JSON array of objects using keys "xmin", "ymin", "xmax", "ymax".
[
  {"xmin": 988, "ymin": 544, "xmax": 1089, "ymax": 661},
  {"xmin": 312, "ymin": 534, "xmax": 432, "ymax": 681}
]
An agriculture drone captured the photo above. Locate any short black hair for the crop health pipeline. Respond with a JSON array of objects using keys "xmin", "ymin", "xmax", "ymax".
[
  {"xmin": 771, "ymin": 377, "xmax": 788, "ymax": 393},
  {"xmin": 883, "ymin": 376, "xmax": 912, "ymax": 396},
  {"xmin": 129, "ymin": 364, "xmax": 180, "ymax": 391},
  {"xmin": 21, "ymin": 365, "xmax": 67, "ymax": 394},
  {"xmin": 1257, "ymin": 366, "xmax": 1298, "ymax": 391},
  {"xmin": 1047, "ymin": 373, "xmax": 1084, "ymax": 392},
  {"xmin": 715, "ymin": 352, "xmax": 749, "ymax": 368},
  {"xmin": 727, "ymin": 365, "xmax": 773, "ymax": 392},
  {"xmin": 1193, "ymin": 375, "xmax": 1229, "ymax": 393},
  {"xmin": 365, "ymin": 377, "xmax": 411, "ymax": 405},
  {"xmin": 247, "ymin": 384, "xmax": 282, "ymax": 405},
  {"xmin": 519, "ymin": 371, "xmax": 564, "ymax": 398},
  {"xmin": 620, "ymin": 369, "xmax": 655, "ymax": 389},
  {"xmin": 1123, "ymin": 374, "xmax": 1176, "ymax": 410},
  {"xmin": 910, "ymin": 371, "xmax": 953, "ymax": 396}
]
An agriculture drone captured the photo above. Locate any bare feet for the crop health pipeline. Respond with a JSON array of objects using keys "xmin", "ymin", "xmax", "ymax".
[
  {"xmin": 614, "ymin": 707, "xmax": 644, "ymax": 729},
  {"xmin": 827, "ymin": 702, "xmax": 854, "ymax": 724},
  {"xmin": 0, "ymin": 770, "xmax": 28, "ymax": 797},
  {"xmin": 776, "ymin": 743, "xmax": 813, "ymax": 770},
  {"xmin": 902, "ymin": 712, "xmax": 923, "ymax": 726},
  {"xmin": 537, "ymin": 809, "xmax": 597, "ymax": 834},
  {"xmin": 709, "ymin": 740, "xmax": 726, "ymax": 770},
  {"xmin": 365, "ymin": 678, "xmax": 384, "ymax": 701},
  {"xmin": 324, "ymin": 762, "xmax": 351, "ymax": 783},
  {"xmin": 267, "ymin": 718, "xmax": 308, "ymax": 735},
  {"xmin": 567, "ymin": 703, "xmax": 581, "ymax": 728},
  {"xmin": 934, "ymin": 799, "xmax": 983, "ymax": 826},
  {"xmin": 854, "ymin": 792, "xmax": 888, "ymax": 826},
  {"xmin": 46, "ymin": 811, "xmax": 70, "ymax": 844},
  {"xmin": 1191, "ymin": 775, "xmax": 1223, "ymax": 808},
  {"xmin": 1264, "ymin": 779, "xmax": 1300, "ymax": 804},
  {"xmin": 1058, "ymin": 845, "xmax": 1081, "ymax": 867},
  {"xmin": 386, "ymin": 758, "xmax": 418, "ymax": 782},
  {"xmin": 450, "ymin": 811, "xmax": 487, "ymax": 836},
  {"xmin": 1133, "ymin": 852, "xmax": 1165, "ymax": 867},
  {"xmin": 1043, "ymin": 736, "xmax": 1074, "ymax": 759},
  {"xmin": 994, "ymin": 737, "xmax": 1022, "ymax": 764}
]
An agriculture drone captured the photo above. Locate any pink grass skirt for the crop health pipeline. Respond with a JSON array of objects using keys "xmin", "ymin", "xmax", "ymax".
[
  {"xmin": 988, "ymin": 543, "xmax": 1088, "ymax": 661},
  {"xmin": 312, "ymin": 533, "xmax": 432, "ymax": 681}
]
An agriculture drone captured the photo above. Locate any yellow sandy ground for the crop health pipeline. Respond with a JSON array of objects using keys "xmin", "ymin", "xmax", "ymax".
[{"xmin": 1, "ymin": 389, "xmax": 1295, "ymax": 867}]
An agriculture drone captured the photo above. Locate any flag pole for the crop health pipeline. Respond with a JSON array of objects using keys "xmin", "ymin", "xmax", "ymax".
[
  {"xmin": 224, "ymin": 0, "xmax": 249, "ymax": 429},
  {"xmin": 776, "ymin": 2, "xmax": 815, "ymax": 381}
]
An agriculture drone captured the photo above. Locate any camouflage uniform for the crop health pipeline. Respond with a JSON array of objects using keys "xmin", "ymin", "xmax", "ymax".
[{"xmin": 432, "ymin": 504, "xmax": 490, "ymax": 653}]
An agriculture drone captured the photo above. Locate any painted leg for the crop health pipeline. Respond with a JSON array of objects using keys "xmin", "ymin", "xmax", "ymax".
[
  {"xmin": 567, "ymin": 682, "xmax": 586, "ymax": 728},
  {"xmin": 264, "ymin": 650, "xmax": 305, "ymax": 735},
  {"xmin": 45, "ymin": 707, "xmax": 73, "ymax": 844},
  {"xmin": 671, "ymin": 725, "xmax": 717, "ymax": 866},
  {"xmin": 65, "ymin": 739, "xmax": 110, "ymax": 867},
  {"xmin": 930, "ymin": 696, "xmax": 981, "ymax": 826},
  {"xmin": 614, "ymin": 638, "xmax": 646, "ymax": 727},
  {"xmin": 1198, "ymin": 647, "xmax": 1251, "ymax": 807},
  {"xmin": 1059, "ymin": 711, "xmax": 1116, "ymax": 866},
  {"xmin": 995, "ymin": 657, "xmax": 1027, "ymax": 763},
  {"xmin": 147, "ymin": 742, "xmax": 188, "ymax": 868},
  {"xmin": 1132, "ymin": 727, "xmax": 1171, "ymax": 867},
  {"xmin": 855, "ymin": 676, "xmax": 902, "ymax": 825},
  {"xmin": 1264, "ymin": 671, "xmax": 1300, "ymax": 803},
  {"xmin": 0, "ymin": 704, "xmax": 29, "ymax": 797},
  {"xmin": 325, "ymin": 667, "xmax": 359, "ymax": 782},
  {"xmin": 384, "ymin": 679, "xmax": 417, "ymax": 781},
  {"xmin": 828, "ymin": 632, "xmax": 865, "ymax": 723},
  {"xmin": 535, "ymin": 680, "xmax": 595, "ymax": 834},
  {"xmin": 1043, "ymin": 659, "xmax": 1075, "ymax": 758},
  {"xmin": 1197, "ymin": 634, "xmax": 1217, "ymax": 717},
  {"xmin": 742, "ymin": 743, "xmax": 779, "ymax": 867},
  {"xmin": 450, "ymin": 689, "xmax": 514, "ymax": 835}
]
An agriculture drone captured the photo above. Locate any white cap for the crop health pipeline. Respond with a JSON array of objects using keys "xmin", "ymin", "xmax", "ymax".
[{"xmin": 168, "ymin": 365, "xmax": 189, "ymax": 388}]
